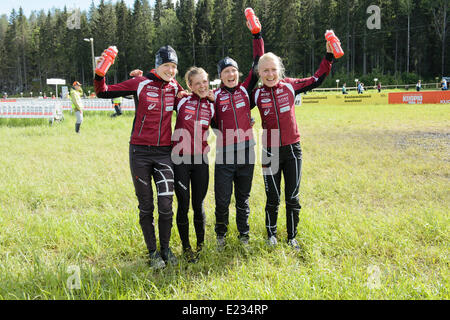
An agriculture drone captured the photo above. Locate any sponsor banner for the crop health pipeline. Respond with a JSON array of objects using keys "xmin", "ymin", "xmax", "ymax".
[
  {"xmin": 388, "ymin": 91, "xmax": 450, "ymax": 104},
  {"xmin": 297, "ymin": 93, "xmax": 388, "ymax": 105}
]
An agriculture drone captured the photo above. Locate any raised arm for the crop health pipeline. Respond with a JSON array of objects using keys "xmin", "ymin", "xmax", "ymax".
[
  {"xmin": 242, "ymin": 22, "xmax": 265, "ymax": 93},
  {"xmin": 94, "ymin": 74, "xmax": 140, "ymax": 99},
  {"xmin": 289, "ymin": 42, "xmax": 334, "ymax": 95}
]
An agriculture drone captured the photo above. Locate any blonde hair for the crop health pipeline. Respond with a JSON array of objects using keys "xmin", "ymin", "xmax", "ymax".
[
  {"xmin": 257, "ymin": 52, "xmax": 285, "ymax": 79},
  {"xmin": 184, "ymin": 67, "xmax": 209, "ymax": 90}
]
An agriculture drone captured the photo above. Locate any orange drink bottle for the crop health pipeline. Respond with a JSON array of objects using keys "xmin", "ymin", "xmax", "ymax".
[
  {"xmin": 95, "ymin": 46, "xmax": 118, "ymax": 77},
  {"xmin": 325, "ymin": 30, "xmax": 344, "ymax": 58},
  {"xmin": 245, "ymin": 8, "xmax": 261, "ymax": 34}
]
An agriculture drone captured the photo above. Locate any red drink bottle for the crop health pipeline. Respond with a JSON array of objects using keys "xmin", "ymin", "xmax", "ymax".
[
  {"xmin": 95, "ymin": 46, "xmax": 118, "ymax": 77},
  {"xmin": 245, "ymin": 8, "xmax": 261, "ymax": 34},
  {"xmin": 325, "ymin": 30, "xmax": 344, "ymax": 58}
]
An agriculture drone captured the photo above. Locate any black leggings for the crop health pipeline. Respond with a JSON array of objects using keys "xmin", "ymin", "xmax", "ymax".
[
  {"xmin": 214, "ymin": 146, "xmax": 255, "ymax": 238},
  {"xmin": 174, "ymin": 158, "xmax": 209, "ymax": 250},
  {"xmin": 129, "ymin": 144, "xmax": 174, "ymax": 253},
  {"xmin": 262, "ymin": 142, "xmax": 302, "ymax": 240}
]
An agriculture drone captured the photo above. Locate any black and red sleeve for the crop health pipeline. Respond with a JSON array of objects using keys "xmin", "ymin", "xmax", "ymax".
[{"xmin": 290, "ymin": 53, "xmax": 334, "ymax": 95}]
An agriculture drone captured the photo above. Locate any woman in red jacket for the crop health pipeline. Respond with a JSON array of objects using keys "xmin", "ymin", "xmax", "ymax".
[
  {"xmin": 212, "ymin": 21, "xmax": 264, "ymax": 249},
  {"xmin": 171, "ymin": 67, "xmax": 215, "ymax": 262},
  {"xmin": 252, "ymin": 41, "xmax": 337, "ymax": 250},
  {"xmin": 94, "ymin": 45, "xmax": 184, "ymax": 269}
]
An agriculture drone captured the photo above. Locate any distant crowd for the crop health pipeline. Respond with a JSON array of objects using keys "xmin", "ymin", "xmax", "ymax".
[{"xmin": 340, "ymin": 77, "xmax": 448, "ymax": 95}]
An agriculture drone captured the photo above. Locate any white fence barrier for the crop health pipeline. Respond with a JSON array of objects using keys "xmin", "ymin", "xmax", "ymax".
[
  {"xmin": 0, "ymin": 98, "xmax": 135, "ymax": 123},
  {"xmin": 0, "ymin": 100, "xmax": 63, "ymax": 123},
  {"xmin": 60, "ymin": 98, "xmax": 135, "ymax": 111}
]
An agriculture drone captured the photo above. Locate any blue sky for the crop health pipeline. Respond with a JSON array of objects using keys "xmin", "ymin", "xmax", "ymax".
[{"xmin": 0, "ymin": 0, "xmax": 152, "ymax": 16}]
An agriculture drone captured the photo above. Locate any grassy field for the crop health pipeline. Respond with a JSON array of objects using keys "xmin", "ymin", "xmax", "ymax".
[{"xmin": 0, "ymin": 103, "xmax": 448, "ymax": 300}]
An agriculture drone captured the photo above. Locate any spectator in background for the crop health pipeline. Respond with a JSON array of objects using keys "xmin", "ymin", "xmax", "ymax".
[
  {"xmin": 69, "ymin": 81, "xmax": 84, "ymax": 134},
  {"xmin": 442, "ymin": 78, "xmax": 448, "ymax": 91},
  {"xmin": 377, "ymin": 82, "xmax": 381, "ymax": 93},
  {"xmin": 111, "ymin": 96, "xmax": 123, "ymax": 117},
  {"xmin": 342, "ymin": 83, "xmax": 348, "ymax": 94},
  {"xmin": 416, "ymin": 80, "xmax": 421, "ymax": 92}
]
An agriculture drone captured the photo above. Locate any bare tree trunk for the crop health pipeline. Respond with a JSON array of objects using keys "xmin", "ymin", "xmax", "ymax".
[
  {"xmin": 352, "ymin": 27, "xmax": 355, "ymax": 74},
  {"xmin": 442, "ymin": 5, "xmax": 447, "ymax": 76},
  {"xmin": 22, "ymin": 38, "xmax": 27, "ymax": 91},
  {"xmin": 346, "ymin": 0, "xmax": 350, "ymax": 75},
  {"xmin": 395, "ymin": 31, "xmax": 398, "ymax": 76},
  {"xmin": 220, "ymin": 17, "xmax": 225, "ymax": 57},
  {"xmin": 363, "ymin": 29, "xmax": 366, "ymax": 75},
  {"xmin": 432, "ymin": 1, "xmax": 448, "ymax": 76},
  {"xmin": 407, "ymin": 14, "xmax": 410, "ymax": 73},
  {"xmin": 192, "ymin": 33, "xmax": 196, "ymax": 66}
]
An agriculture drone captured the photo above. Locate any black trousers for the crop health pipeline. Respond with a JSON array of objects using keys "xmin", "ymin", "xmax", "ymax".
[
  {"xmin": 129, "ymin": 144, "xmax": 174, "ymax": 253},
  {"xmin": 214, "ymin": 146, "xmax": 254, "ymax": 238},
  {"xmin": 114, "ymin": 104, "xmax": 122, "ymax": 115},
  {"xmin": 174, "ymin": 156, "xmax": 209, "ymax": 250},
  {"xmin": 262, "ymin": 142, "xmax": 302, "ymax": 240}
]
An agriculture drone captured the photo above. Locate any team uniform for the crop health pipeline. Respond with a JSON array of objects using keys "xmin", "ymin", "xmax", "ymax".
[
  {"xmin": 212, "ymin": 33, "xmax": 264, "ymax": 241},
  {"xmin": 172, "ymin": 94, "xmax": 215, "ymax": 253},
  {"xmin": 94, "ymin": 64, "xmax": 183, "ymax": 263},
  {"xmin": 252, "ymin": 52, "xmax": 334, "ymax": 241}
]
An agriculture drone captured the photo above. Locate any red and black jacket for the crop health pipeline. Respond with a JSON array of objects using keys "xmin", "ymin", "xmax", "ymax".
[
  {"xmin": 172, "ymin": 93, "xmax": 215, "ymax": 155},
  {"xmin": 94, "ymin": 70, "xmax": 184, "ymax": 146},
  {"xmin": 252, "ymin": 53, "xmax": 333, "ymax": 147},
  {"xmin": 212, "ymin": 34, "xmax": 264, "ymax": 150}
]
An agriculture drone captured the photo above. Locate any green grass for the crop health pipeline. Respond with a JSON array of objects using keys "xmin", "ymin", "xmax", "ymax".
[{"xmin": 0, "ymin": 104, "xmax": 448, "ymax": 300}]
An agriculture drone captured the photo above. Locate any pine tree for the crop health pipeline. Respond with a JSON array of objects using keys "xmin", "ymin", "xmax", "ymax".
[
  {"xmin": 195, "ymin": 0, "xmax": 213, "ymax": 75},
  {"xmin": 177, "ymin": 0, "xmax": 196, "ymax": 68},
  {"xmin": 154, "ymin": 0, "xmax": 163, "ymax": 27},
  {"xmin": 211, "ymin": 0, "xmax": 231, "ymax": 76}
]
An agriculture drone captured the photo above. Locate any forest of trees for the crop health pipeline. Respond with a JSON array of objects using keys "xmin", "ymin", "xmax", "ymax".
[{"xmin": 0, "ymin": 0, "xmax": 448, "ymax": 95}]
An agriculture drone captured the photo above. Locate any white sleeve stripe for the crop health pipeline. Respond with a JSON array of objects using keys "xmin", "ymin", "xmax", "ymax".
[
  {"xmin": 214, "ymin": 89, "xmax": 221, "ymax": 101},
  {"xmin": 176, "ymin": 97, "xmax": 189, "ymax": 113},
  {"xmin": 170, "ymin": 82, "xmax": 179, "ymax": 95},
  {"xmin": 254, "ymin": 89, "xmax": 260, "ymax": 105},
  {"xmin": 137, "ymin": 80, "xmax": 151, "ymax": 97},
  {"xmin": 285, "ymin": 83, "xmax": 295, "ymax": 98},
  {"xmin": 210, "ymin": 102, "xmax": 215, "ymax": 118},
  {"xmin": 240, "ymin": 85, "xmax": 249, "ymax": 99}
]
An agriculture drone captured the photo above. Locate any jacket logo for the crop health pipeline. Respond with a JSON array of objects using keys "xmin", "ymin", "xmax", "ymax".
[
  {"xmin": 147, "ymin": 103, "xmax": 156, "ymax": 110},
  {"xmin": 222, "ymin": 105, "xmax": 228, "ymax": 112},
  {"xmin": 261, "ymin": 98, "xmax": 271, "ymax": 103},
  {"xmin": 147, "ymin": 92, "xmax": 159, "ymax": 97},
  {"xmin": 184, "ymin": 115, "xmax": 192, "ymax": 120},
  {"xmin": 236, "ymin": 102, "xmax": 246, "ymax": 109},
  {"xmin": 276, "ymin": 88, "xmax": 284, "ymax": 94},
  {"xmin": 280, "ymin": 106, "xmax": 290, "ymax": 113},
  {"xmin": 264, "ymin": 109, "xmax": 270, "ymax": 116},
  {"xmin": 220, "ymin": 96, "xmax": 229, "ymax": 101}
]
